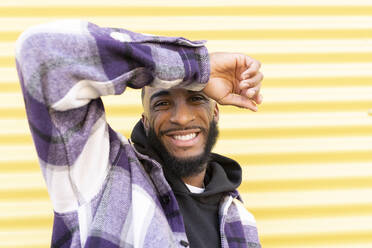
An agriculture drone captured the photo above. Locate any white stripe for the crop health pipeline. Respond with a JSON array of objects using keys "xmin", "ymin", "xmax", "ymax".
[
  {"xmin": 242, "ymin": 162, "xmax": 372, "ymax": 181},
  {"xmin": 0, "ymin": 145, "xmax": 37, "ymax": 161},
  {"xmin": 70, "ymin": 116, "xmax": 111, "ymax": 205},
  {"xmin": 207, "ymin": 39, "xmax": 372, "ymax": 53},
  {"xmin": 51, "ymin": 79, "xmax": 115, "ymax": 111},
  {"xmin": 78, "ymin": 204, "xmax": 91, "ymax": 247},
  {"xmin": 0, "ymin": 172, "xmax": 45, "ymax": 190},
  {"xmin": 274, "ymin": 244, "xmax": 372, "ymax": 248},
  {"xmin": 15, "ymin": 19, "xmax": 86, "ymax": 58},
  {"xmin": 0, "ymin": 119, "xmax": 33, "ymax": 134},
  {"xmin": 4, "ymin": 17, "xmax": 372, "ymax": 32},
  {"xmin": 233, "ymin": 199, "xmax": 257, "ymax": 227},
  {"xmin": 218, "ymin": 112, "xmax": 372, "ymax": 129},
  {"xmin": 41, "ymin": 162, "xmax": 79, "ymax": 213},
  {"xmin": 259, "ymin": 215, "xmax": 372, "ymax": 236},
  {"xmin": 0, "ymin": 229, "xmax": 51, "ymax": 246},
  {"xmin": 0, "ymin": 201, "xmax": 52, "ymax": 218},
  {"xmin": 0, "ymin": 68, "xmax": 18, "ymax": 83},
  {"xmin": 7, "ymin": 63, "xmax": 372, "ymax": 82},
  {"xmin": 262, "ymin": 87, "xmax": 372, "ymax": 102},
  {"xmin": 222, "ymin": 195, "xmax": 233, "ymax": 216},
  {"xmin": 150, "ymin": 77, "xmax": 183, "ymax": 89},
  {"xmin": 4, "ymin": 86, "xmax": 372, "ymax": 109},
  {"xmin": 4, "ymin": 39, "xmax": 372, "ymax": 56},
  {"xmin": 262, "ymin": 63, "xmax": 372, "ymax": 77},
  {"xmin": 241, "ymin": 189, "xmax": 372, "ymax": 208},
  {"xmin": 0, "ymin": 42, "xmax": 15, "ymax": 56},
  {"xmin": 213, "ymin": 136, "xmax": 372, "ymax": 155},
  {"xmin": 131, "ymin": 185, "xmax": 156, "ymax": 248},
  {"xmin": 7, "ymin": 136, "xmax": 372, "ymax": 162},
  {"xmin": 1, "ymin": 111, "xmax": 369, "ymax": 136},
  {"xmin": 1, "ymin": 0, "xmax": 372, "ymax": 6},
  {"xmin": 37, "ymin": 115, "xmax": 111, "ymax": 213}
]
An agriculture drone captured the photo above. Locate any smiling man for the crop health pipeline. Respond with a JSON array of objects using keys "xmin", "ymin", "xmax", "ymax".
[{"xmin": 16, "ymin": 20, "xmax": 263, "ymax": 248}]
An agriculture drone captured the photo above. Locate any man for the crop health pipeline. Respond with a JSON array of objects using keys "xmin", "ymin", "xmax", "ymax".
[{"xmin": 16, "ymin": 20, "xmax": 263, "ymax": 248}]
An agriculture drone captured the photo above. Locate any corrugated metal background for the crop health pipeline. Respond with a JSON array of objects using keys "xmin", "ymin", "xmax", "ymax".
[{"xmin": 1, "ymin": 0, "xmax": 372, "ymax": 247}]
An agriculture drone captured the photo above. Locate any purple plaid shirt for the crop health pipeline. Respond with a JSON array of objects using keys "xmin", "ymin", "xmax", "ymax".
[{"xmin": 15, "ymin": 20, "xmax": 261, "ymax": 248}]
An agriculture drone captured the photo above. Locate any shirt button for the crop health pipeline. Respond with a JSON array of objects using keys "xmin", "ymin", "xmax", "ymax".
[
  {"xmin": 179, "ymin": 240, "xmax": 189, "ymax": 247},
  {"xmin": 161, "ymin": 195, "xmax": 170, "ymax": 205}
]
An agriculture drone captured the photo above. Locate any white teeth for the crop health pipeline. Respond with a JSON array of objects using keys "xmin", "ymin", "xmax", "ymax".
[{"xmin": 173, "ymin": 133, "xmax": 196, "ymax": 141}]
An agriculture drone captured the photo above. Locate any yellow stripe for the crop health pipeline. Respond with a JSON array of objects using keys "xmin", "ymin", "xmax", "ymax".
[
  {"xmin": 240, "ymin": 176, "xmax": 372, "ymax": 192},
  {"xmin": 2, "ymin": 29, "xmax": 372, "ymax": 42},
  {"xmin": 231, "ymin": 150, "xmax": 372, "ymax": 165},
  {"xmin": 256, "ymin": 53, "xmax": 372, "ymax": 63},
  {"xmin": 0, "ymin": 135, "xmax": 32, "ymax": 145},
  {"xmin": 3, "ymin": 125, "xmax": 371, "ymax": 146},
  {"xmin": 4, "ymin": 53, "xmax": 372, "ymax": 67},
  {"xmin": 0, "ymin": 189, "xmax": 48, "ymax": 200},
  {"xmin": 263, "ymin": 77, "xmax": 372, "ymax": 88},
  {"xmin": 220, "ymin": 126, "xmax": 372, "ymax": 139},
  {"xmin": 0, "ymin": 217, "xmax": 52, "ymax": 229},
  {"xmin": 261, "ymin": 231, "xmax": 372, "ymax": 246},
  {"xmin": 0, "ymin": 6, "xmax": 371, "ymax": 17},
  {"xmin": 2, "ymin": 77, "xmax": 371, "ymax": 93},
  {"xmin": 0, "ymin": 161, "xmax": 38, "ymax": 172},
  {"xmin": 122, "ymin": 125, "xmax": 372, "ymax": 139},
  {"xmin": 251, "ymin": 203, "xmax": 372, "ymax": 220},
  {"xmin": 2, "ymin": 152, "xmax": 371, "ymax": 173},
  {"xmin": 1, "ymin": 100, "xmax": 371, "ymax": 118},
  {"xmin": 257, "ymin": 101, "xmax": 372, "ymax": 113},
  {"xmin": 0, "ymin": 83, "xmax": 21, "ymax": 92},
  {"xmin": 109, "ymin": 101, "xmax": 372, "ymax": 116},
  {"xmin": 0, "ymin": 57, "xmax": 15, "ymax": 67}
]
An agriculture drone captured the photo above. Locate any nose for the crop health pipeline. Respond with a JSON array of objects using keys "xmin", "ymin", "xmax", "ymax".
[{"xmin": 169, "ymin": 100, "xmax": 195, "ymax": 126}]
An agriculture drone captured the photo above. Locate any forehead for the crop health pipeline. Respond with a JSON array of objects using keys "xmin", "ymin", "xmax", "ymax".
[{"xmin": 144, "ymin": 87, "xmax": 205, "ymax": 103}]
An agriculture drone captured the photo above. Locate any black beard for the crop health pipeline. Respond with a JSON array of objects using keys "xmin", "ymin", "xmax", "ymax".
[{"xmin": 147, "ymin": 120, "xmax": 219, "ymax": 179}]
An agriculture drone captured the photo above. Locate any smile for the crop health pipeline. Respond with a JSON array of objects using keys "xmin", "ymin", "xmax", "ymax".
[
  {"xmin": 173, "ymin": 133, "xmax": 197, "ymax": 141},
  {"xmin": 164, "ymin": 129, "xmax": 202, "ymax": 148}
]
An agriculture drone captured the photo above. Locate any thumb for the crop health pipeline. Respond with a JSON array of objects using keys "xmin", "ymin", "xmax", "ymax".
[{"xmin": 219, "ymin": 93, "xmax": 258, "ymax": 111}]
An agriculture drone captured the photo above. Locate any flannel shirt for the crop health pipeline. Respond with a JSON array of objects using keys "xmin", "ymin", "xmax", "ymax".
[{"xmin": 15, "ymin": 20, "xmax": 261, "ymax": 248}]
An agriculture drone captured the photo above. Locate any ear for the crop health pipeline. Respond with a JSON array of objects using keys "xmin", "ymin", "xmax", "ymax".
[
  {"xmin": 213, "ymin": 103, "xmax": 219, "ymax": 123},
  {"xmin": 141, "ymin": 113, "xmax": 150, "ymax": 133}
]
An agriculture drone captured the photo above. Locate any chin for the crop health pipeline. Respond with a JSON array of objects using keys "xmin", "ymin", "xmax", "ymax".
[{"xmin": 170, "ymin": 150, "xmax": 203, "ymax": 161}]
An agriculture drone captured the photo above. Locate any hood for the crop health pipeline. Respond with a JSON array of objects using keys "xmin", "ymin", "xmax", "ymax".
[{"xmin": 130, "ymin": 120, "xmax": 242, "ymax": 198}]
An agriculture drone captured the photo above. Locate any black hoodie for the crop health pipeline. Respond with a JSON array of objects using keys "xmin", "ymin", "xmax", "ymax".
[{"xmin": 131, "ymin": 121, "xmax": 243, "ymax": 248}]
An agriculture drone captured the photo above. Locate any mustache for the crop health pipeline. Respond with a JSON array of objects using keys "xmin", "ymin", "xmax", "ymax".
[{"xmin": 160, "ymin": 126, "xmax": 207, "ymax": 136}]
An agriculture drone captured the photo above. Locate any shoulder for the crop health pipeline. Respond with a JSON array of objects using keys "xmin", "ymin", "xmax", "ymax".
[{"xmin": 233, "ymin": 198, "xmax": 257, "ymax": 227}]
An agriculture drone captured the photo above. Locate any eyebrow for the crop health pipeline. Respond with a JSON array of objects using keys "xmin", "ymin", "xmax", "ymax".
[
  {"xmin": 150, "ymin": 90, "xmax": 170, "ymax": 103},
  {"xmin": 149, "ymin": 89, "xmax": 207, "ymax": 103}
]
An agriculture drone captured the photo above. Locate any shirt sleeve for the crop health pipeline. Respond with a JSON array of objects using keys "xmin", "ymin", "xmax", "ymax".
[{"xmin": 15, "ymin": 19, "xmax": 210, "ymax": 213}]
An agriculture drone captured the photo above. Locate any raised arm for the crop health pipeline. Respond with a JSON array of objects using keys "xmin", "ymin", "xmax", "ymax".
[{"xmin": 15, "ymin": 19, "xmax": 209, "ymax": 213}]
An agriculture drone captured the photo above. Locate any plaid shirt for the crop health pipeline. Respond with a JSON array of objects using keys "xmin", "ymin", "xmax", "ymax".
[{"xmin": 15, "ymin": 20, "xmax": 261, "ymax": 248}]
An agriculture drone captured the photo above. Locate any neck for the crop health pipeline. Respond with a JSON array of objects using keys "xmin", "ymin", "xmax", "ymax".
[{"xmin": 182, "ymin": 168, "xmax": 206, "ymax": 188}]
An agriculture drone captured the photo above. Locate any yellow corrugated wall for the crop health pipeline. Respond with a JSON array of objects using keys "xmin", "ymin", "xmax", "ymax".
[{"xmin": 1, "ymin": 0, "xmax": 372, "ymax": 247}]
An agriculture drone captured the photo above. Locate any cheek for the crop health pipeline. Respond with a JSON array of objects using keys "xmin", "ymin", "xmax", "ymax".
[{"xmin": 150, "ymin": 114, "xmax": 167, "ymax": 135}]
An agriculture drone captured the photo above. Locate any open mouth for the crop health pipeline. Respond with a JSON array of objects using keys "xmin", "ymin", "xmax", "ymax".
[
  {"xmin": 164, "ymin": 129, "xmax": 202, "ymax": 148},
  {"xmin": 173, "ymin": 133, "xmax": 197, "ymax": 141}
]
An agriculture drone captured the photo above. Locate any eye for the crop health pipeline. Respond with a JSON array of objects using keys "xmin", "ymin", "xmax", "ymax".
[
  {"xmin": 190, "ymin": 95, "xmax": 207, "ymax": 102},
  {"xmin": 154, "ymin": 100, "xmax": 169, "ymax": 108}
]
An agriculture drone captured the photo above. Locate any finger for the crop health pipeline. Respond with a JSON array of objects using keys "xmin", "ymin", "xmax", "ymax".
[
  {"xmin": 241, "ymin": 58, "xmax": 261, "ymax": 79},
  {"xmin": 242, "ymin": 82, "xmax": 261, "ymax": 99},
  {"xmin": 255, "ymin": 94, "xmax": 263, "ymax": 105},
  {"xmin": 239, "ymin": 72, "xmax": 264, "ymax": 89},
  {"xmin": 219, "ymin": 93, "xmax": 258, "ymax": 111}
]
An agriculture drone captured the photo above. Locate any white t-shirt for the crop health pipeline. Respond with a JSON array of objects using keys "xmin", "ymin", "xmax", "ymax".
[{"xmin": 185, "ymin": 183, "xmax": 205, "ymax": 194}]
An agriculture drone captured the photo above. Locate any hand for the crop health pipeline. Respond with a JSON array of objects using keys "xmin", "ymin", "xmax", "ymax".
[{"xmin": 203, "ymin": 52, "xmax": 263, "ymax": 111}]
